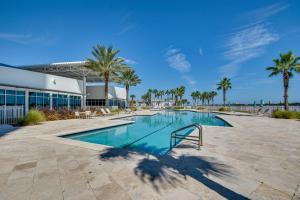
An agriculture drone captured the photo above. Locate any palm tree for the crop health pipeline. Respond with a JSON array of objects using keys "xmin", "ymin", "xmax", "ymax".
[
  {"xmin": 130, "ymin": 94, "xmax": 136, "ymax": 106},
  {"xmin": 177, "ymin": 86, "xmax": 186, "ymax": 106},
  {"xmin": 209, "ymin": 91, "xmax": 217, "ymax": 106},
  {"xmin": 142, "ymin": 92, "xmax": 151, "ymax": 105},
  {"xmin": 116, "ymin": 68, "xmax": 141, "ymax": 107},
  {"xmin": 195, "ymin": 91, "xmax": 201, "ymax": 106},
  {"xmin": 170, "ymin": 89, "xmax": 176, "ymax": 101},
  {"xmin": 158, "ymin": 90, "xmax": 165, "ymax": 101},
  {"xmin": 217, "ymin": 78, "xmax": 232, "ymax": 106},
  {"xmin": 266, "ymin": 51, "xmax": 300, "ymax": 110},
  {"xmin": 152, "ymin": 89, "xmax": 158, "ymax": 101},
  {"xmin": 202, "ymin": 92, "xmax": 209, "ymax": 105},
  {"xmin": 191, "ymin": 91, "xmax": 198, "ymax": 106},
  {"xmin": 85, "ymin": 45, "xmax": 125, "ymax": 107},
  {"xmin": 147, "ymin": 89, "xmax": 153, "ymax": 104},
  {"xmin": 165, "ymin": 90, "xmax": 170, "ymax": 101}
]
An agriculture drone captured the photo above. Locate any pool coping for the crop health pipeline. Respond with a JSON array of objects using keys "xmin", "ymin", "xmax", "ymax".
[{"xmin": 35, "ymin": 110, "xmax": 234, "ymax": 153}]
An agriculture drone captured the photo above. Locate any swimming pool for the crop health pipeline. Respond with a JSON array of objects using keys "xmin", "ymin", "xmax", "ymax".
[{"xmin": 62, "ymin": 110, "xmax": 230, "ymax": 155}]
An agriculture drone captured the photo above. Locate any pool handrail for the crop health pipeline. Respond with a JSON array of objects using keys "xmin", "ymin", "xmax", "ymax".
[{"xmin": 170, "ymin": 123, "xmax": 203, "ymax": 150}]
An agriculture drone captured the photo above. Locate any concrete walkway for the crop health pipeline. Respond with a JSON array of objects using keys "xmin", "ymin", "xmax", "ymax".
[{"xmin": 0, "ymin": 113, "xmax": 299, "ymax": 200}]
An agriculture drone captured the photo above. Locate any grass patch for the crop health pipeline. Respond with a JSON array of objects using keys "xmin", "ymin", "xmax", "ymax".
[
  {"xmin": 272, "ymin": 110, "xmax": 300, "ymax": 119},
  {"xmin": 18, "ymin": 109, "xmax": 46, "ymax": 126},
  {"xmin": 218, "ymin": 107, "xmax": 230, "ymax": 112}
]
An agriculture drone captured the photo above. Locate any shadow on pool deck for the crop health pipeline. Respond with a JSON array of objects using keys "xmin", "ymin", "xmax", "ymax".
[{"xmin": 99, "ymin": 144, "xmax": 250, "ymax": 199}]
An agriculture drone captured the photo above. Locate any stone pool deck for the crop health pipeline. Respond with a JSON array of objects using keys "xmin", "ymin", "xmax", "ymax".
[{"xmin": 0, "ymin": 112, "xmax": 299, "ymax": 200}]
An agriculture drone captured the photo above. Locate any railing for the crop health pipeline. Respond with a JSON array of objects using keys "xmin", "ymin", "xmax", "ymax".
[
  {"xmin": 170, "ymin": 123, "xmax": 203, "ymax": 150},
  {"xmin": 192, "ymin": 105, "xmax": 300, "ymax": 112},
  {"xmin": 0, "ymin": 106, "xmax": 24, "ymax": 124}
]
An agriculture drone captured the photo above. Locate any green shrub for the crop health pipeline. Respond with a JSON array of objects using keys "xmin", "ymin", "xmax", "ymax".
[
  {"xmin": 142, "ymin": 106, "xmax": 150, "ymax": 110},
  {"xmin": 111, "ymin": 108, "xmax": 122, "ymax": 114},
  {"xmin": 174, "ymin": 106, "xmax": 184, "ymax": 110},
  {"xmin": 272, "ymin": 110, "xmax": 300, "ymax": 119},
  {"xmin": 197, "ymin": 106, "xmax": 204, "ymax": 110},
  {"xmin": 218, "ymin": 107, "xmax": 230, "ymax": 112},
  {"xmin": 18, "ymin": 110, "xmax": 46, "ymax": 126},
  {"xmin": 129, "ymin": 107, "xmax": 137, "ymax": 111}
]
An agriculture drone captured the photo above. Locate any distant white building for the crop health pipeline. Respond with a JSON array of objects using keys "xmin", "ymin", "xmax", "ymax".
[{"xmin": 0, "ymin": 62, "xmax": 126, "ymax": 124}]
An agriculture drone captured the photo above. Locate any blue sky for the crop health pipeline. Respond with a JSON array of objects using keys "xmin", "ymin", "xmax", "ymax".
[{"xmin": 1, "ymin": 0, "xmax": 300, "ymax": 103}]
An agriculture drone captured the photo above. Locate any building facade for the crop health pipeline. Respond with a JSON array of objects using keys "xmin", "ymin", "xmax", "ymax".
[
  {"xmin": 0, "ymin": 62, "xmax": 126, "ymax": 124},
  {"xmin": 86, "ymin": 85, "xmax": 126, "ymax": 108}
]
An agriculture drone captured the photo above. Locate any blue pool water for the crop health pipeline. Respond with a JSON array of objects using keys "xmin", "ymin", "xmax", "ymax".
[{"xmin": 63, "ymin": 111, "xmax": 230, "ymax": 155}]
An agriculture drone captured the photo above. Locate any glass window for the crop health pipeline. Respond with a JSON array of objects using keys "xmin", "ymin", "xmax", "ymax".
[
  {"xmin": 16, "ymin": 91, "xmax": 25, "ymax": 95},
  {"xmin": 29, "ymin": 91, "xmax": 50, "ymax": 110},
  {"xmin": 6, "ymin": 94, "xmax": 15, "ymax": 106},
  {"xmin": 0, "ymin": 89, "xmax": 4, "ymax": 95},
  {"xmin": 17, "ymin": 96, "xmax": 25, "ymax": 106},
  {"xmin": 6, "ymin": 90, "xmax": 15, "ymax": 95},
  {"xmin": 0, "ymin": 94, "xmax": 5, "ymax": 106}
]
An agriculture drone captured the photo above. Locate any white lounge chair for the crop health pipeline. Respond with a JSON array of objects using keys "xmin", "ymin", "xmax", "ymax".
[
  {"xmin": 100, "ymin": 108, "xmax": 109, "ymax": 116},
  {"xmin": 85, "ymin": 111, "xmax": 91, "ymax": 119},
  {"xmin": 105, "ymin": 108, "xmax": 115, "ymax": 115},
  {"xmin": 75, "ymin": 111, "xmax": 80, "ymax": 118}
]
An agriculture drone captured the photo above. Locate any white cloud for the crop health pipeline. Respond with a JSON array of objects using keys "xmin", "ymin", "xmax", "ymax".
[
  {"xmin": 0, "ymin": 33, "xmax": 32, "ymax": 44},
  {"xmin": 124, "ymin": 58, "xmax": 137, "ymax": 65},
  {"xmin": 164, "ymin": 47, "xmax": 191, "ymax": 73},
  {"xmin": 219, "ymin": 2, "xmax": 288, "ymax": 78},
  {"xmin": 118, "ymin": 24, "xmax": 136, "ymax": 35},
  {"xmin": 243, "ymin": 2, "xmax": 289, "ymax": 23},
  {"xmin": 198, "ymin": 48, "xmax": 203, "ymax": 56},
  {"xmin": 181, "ymin": 75, "xmax": 196, "ymax": 86},
  {"xmin": 0, "ymin": 32, "xmax": 58, "ymax": 45},
  {"xmin": 220, "ymin": 24, "xmax": 279, "ymax": 78},
  {"xmin": 225, "ymin": 24, "xmax": 279, "ymax": 60}
]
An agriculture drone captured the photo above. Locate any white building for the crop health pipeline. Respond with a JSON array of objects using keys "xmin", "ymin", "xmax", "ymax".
[
  {"xmin": 0, "ymin": 62, "xmax": 126, "ymax": 124},
  {"xmin": 86, "ymin": 85, "xmax": 126, "ymax": 108}
]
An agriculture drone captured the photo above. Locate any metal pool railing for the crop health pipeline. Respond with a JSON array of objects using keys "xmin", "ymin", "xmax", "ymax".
[
  {"xmin": 170, "ymin": 123, "xmax": 203, "ymax": 150},
  {"xmin": 0, "ymin": 106, "xmax": 24, "ymax": 124}
]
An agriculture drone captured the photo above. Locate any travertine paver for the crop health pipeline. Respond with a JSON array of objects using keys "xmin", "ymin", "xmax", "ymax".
[{"xmin": 0, "ymin": 111, "xmax": 299, "ymax": 200}]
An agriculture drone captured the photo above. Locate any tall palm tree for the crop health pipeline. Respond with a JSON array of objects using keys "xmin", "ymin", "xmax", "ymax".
[
  {"xmin": 266, "ymin": 51, "xmax": 300, "ymax": 110},
  {"xmin": 165, "ymin": 90, "xmax": 170, "ymax": 101},
  {"xmin": 152, "ymin": 89, "xmax": 158, "ymax": 101},
  {"xmin": 142, "ymin": 92, "xmax": 151, "ymax": 105},
  {"xmin": 178, "ymin": 86, "xmax": 186, "ymax": 106},
  {"xmin": 85, "ymin": 45, "xmax": 125, "ymax": 107},
  {"xmin": 130, "ymin": 94, "xmax": 136, "ymax": 106},
  {"xmin": 147, "ymin": 89, "xmax": 153, "ymax": 104},
  {"xmin": 217, "ymin": 78, "xmax": 232, "ymax": 106},
  {"xmin": 195, "ymin": 91, "xmax": 201, "ymax": 106},
  {"xmin": 209, "ymin": 91, "xmax": 217, "ymax": 106},
  {"xmin": 170, "ymin": 89, "xmax": 176, "ymax": 101},
  {"xmin": 191, "ymin": 91, "xmax": 198, "ymax": 106},
  {"xmin": 202, "ymin": 92, "xmax": 209, "ymax": 105},
  {"xmin": 158, "ymin": 90, "xmax": 165, "ymax": 101},
  {"xmin": 116, "ymin": 68, "xmax": 141, "ymax": 107}
]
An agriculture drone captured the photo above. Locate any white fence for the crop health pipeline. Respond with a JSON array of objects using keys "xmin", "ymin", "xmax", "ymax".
[
  {"xmin": 194, "ymin": 105, "xmax": 300, "ymax": 112},
  {"xmin": 0, "ymin": 106, "xmax": 24, "ymax": 124}
]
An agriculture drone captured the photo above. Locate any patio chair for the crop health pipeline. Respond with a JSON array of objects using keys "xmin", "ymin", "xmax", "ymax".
[
  {"xmin": 85, "ymin": 111, "xmax": 91, "ymax": 119},
  {"xmin": 100, "ymin": 108, "xmax": 109, "ymax": 116},
  {"xmin": 75, "ymin": 111, "xmax": 80, "ymax": 119},
  {"xmin": 105, "ymin": 108, "xmax": 115, "ymax": 115}
]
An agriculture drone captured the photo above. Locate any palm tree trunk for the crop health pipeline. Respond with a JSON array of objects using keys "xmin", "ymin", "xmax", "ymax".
[
  {"xmin": 283, "ymin": 71, "xmax": 289, "ymax": 110},
  {"xmin": 126, "ymin": 86, "xmax": 129, "ymax": 108},
  {"xmin": 104, "ymin": 78, "xmax": 109, "ymax": 107},
  {"xmin": 223, "ymin": 89, "xmax": 226, "ymax": 107}
]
